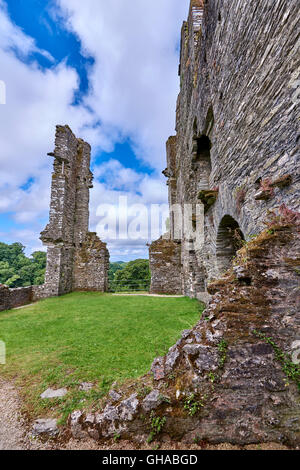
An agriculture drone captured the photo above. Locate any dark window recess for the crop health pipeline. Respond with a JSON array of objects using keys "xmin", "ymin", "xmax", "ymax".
[
  {"xmin": 216, "ymin": 215, "xmax": 245, "ymax": 274},
  {"xmin": 192, "ymin": 134, "xmax": 212, "ymax": 190}
]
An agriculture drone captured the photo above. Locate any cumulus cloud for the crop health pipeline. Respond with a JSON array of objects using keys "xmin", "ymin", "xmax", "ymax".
[
  {"xmin": 0, "ymin": 227, "xmax": 46, "ymax": 254},
  {"xmin": 54, "ymin": 0, "xmax": 189, "ymax": 170},
  {"xmin": 0, "ymin": 0, "xmax": 97, "ymax": 252},
  {"xmin": 89, "ymin": 160, "xmax": 168, "ymax": 260},
  {"xmin": 0, "ymin": 0, "xmax": 54, "ymax": 62},
  {"xmin": 93, "ymin": 159, "xmax": 142, "ymax": 191},
  {"xmin": 0, "ymin": 0, "xmax": 189, "ymax": 258}
]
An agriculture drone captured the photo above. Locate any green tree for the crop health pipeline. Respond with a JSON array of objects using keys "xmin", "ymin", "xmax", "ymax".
[
  {"xmin": 108, "ymin": 261, "xmax": 127, "ymax": 281},
  {"xmin": 31, "ymin": 251, "xmax": 46, "ymax": 285},
  {"xmin": 111, "ymin": 259, "xmax": 150, "ymax": 292},
  {"xmin": 0, "ymin": 261, "xmax": 16, "ymax": 285},
  {"xmin": 0, "ymin": 242, "xmax": 46, "ymax": 287}
]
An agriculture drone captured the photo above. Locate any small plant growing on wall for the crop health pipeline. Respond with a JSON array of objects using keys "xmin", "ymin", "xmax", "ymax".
[
  {"xmin": 183, "ymin": 393, "xmax": 207, "ymax": 416},
  {"xmin": 271, "ymin": 174, "xmax": 292, "ymax": 189},
  {"xmin": 264, "ymin": 204, "xmax": 300, "ymax": 233},
  {"xmin": 218, "ymin": 339, "xmax": 228, "ymax": 368},
  {"xmin": 198, "ymin": 187, "xmax": 219, "ymax": 213},
  {"xmin": 227, "ymin": 226, "xmax": 245, "ymax": 251},
  {"xmin": 255, "ymin": 178, "xmax": 274, "ymax": 201},
  {"xmin": 253, "ymin": 331, "xmax": 300, "ymax": 391},
  {"xmin": 147, "ymin": 412, "xmax": 166, "ymax": 443}
]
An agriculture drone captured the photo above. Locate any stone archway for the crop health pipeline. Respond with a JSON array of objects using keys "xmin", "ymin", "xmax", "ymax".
[{"xmin": 216, "ymin": 215, "xmax": 244, "ymax": 274}]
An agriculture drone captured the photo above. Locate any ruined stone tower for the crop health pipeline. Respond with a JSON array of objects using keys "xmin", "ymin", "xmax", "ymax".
[
  {"xmin": 41, "ymin": 125, "xmax": 109, "ymax": 297},
  {"xmin": 150, "ymin": 0, "xmax": 300, "ymax": 300}
]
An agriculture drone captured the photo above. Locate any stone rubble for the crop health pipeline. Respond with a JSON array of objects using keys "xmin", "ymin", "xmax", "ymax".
[
  {"xmin": 32, "ymin": 419, "xmax": 59, "ymax": 437},
  {"xmin": 79, "ymin": 382, "xmax": 94, "ymax": 392}
]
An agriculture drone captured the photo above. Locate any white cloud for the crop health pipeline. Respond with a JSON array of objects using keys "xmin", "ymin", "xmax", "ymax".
[
  {"xmin": 89, "ymin": 161, "xmax": 168, "ymax": 260},
  {"xmin": 0, "ymin": 172, "xmax": 51, "ymax": 223},
  {"xmin": 0, "ymin": 227, "xmax": 45, "ymax": 255},
  {"xmin": 54, "ymin": 0, "xmax": 190, "ymax": 170},
  {"xmin": 0, "ymin": 50, "xmax": 94, "ymax": 188},
  {"xmin": 0, "ymin": 0, "xmax": 190, "ymax": 259},
  {"xmin": 93, "ymin": 159, "xmax": 142, "ymax": 191},
  {"xmin": 0, "ymin": 0, "xmax": 99, "ymax": 254},
  {"xmin": 0, "ymin": 0, "xmax": 54, "ymax": 62}
]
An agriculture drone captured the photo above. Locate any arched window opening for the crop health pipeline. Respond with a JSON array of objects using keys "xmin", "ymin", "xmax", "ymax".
[
  {"xmin": 196, "ymin": 135, "xmax": 211, "ymax": 158},
  {"xmin": 192, "ymin": 107, "xmax": 214, "ymax": 191},
  {"xmin": 216, "ymin": 215, "xmax": 245, "ymax": 274},
  {"xmin": 192, "ymin": 134, "xmax": 212, "ymax": 190}
]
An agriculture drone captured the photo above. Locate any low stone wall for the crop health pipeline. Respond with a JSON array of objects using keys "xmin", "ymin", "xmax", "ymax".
[
  {"xmin": 149, "ymin": 238, "xmax": 182, "ymax": 295},
  {"xmin": 73, "ymin": 232, "xmax": 110, "ymax": 292},
  {"xmin": 32, "ymin": 285, "xmax": 46, "ymax": 301},
  {"xmin": 0, "ymin": 285, "xmax": 33, "ymax": 312}
]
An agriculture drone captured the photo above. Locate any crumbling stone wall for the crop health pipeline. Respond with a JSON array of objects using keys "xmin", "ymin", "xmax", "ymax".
[
  {"xmin": 73, "ymin": 232, "xmax": 110, "ymax": 292},
  {"xmin": 150, "ymin": 0, "xmax": 300, "ymax": 299},
  {"xmin": 68, "ymin": 0, "xmax": 300, "ymax": 446},
  {"xmin": 41, "ymin": 125, "xmax": 109, "ymax": 297},
  {"xmin": 149, "ymin": 238, "xmax": 182, "ymax": 295},
  {"xmin": 1, "ymin": 126, "xmax": 109, "ymax": 311}
]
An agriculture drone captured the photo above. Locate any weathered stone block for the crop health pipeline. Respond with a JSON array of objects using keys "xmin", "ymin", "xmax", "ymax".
[{"xmin": 149, "ymin": 238, "xmax": 182, "ymax": 295}]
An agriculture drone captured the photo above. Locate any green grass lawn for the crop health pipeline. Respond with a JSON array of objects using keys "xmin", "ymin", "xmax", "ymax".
[{"xmin": 0, "ymin": 292, "xmax": 202, "ymax": 422}]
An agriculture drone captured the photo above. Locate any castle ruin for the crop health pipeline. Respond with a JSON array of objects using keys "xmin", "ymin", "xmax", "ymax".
[
  {"xmin": 1, "ymin": 0, "xmax": 300, "ymax": 447},
  {"xmin": 0, "ymin": 125, "xmax": 109, "ymax": 311},
  {"xmin": 40, "ymin": 125, "xmax": 109, "ymax": 297},
  {"xmin": 150, "ymin": 0, "xmax": 299, "ymax": 301},
  {"xmin": 69, "ymin": 0, "xmax": 300, "ymax": 446}
]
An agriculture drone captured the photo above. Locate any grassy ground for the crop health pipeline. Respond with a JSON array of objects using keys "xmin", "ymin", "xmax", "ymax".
[{"xmin": 0, "ymin": 292, "xmax": 202, "ymax": 423}]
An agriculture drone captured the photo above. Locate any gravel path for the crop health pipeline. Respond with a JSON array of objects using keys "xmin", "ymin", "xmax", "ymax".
[
  {"xmin": 0, "ymin": 377, "xmax": 30, "ymax": 450},
  {"xmin": 0, "ymin": 378, "xmax": 56, "ymax": 450},
  {"xmin": 0, "ymin": 377, "xmax": 291, "ymax": 451}
]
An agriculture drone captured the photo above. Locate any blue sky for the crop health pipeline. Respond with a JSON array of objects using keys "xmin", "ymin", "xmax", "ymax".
[{"xmin": 0, "ymin": 0, "xmax": 190, "ymax": 261}]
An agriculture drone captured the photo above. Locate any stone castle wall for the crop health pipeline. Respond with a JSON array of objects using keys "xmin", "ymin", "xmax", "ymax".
[
  {"xmin": 150, "ymin": 0, "xmax": 300, "ymax": 299},
  {"xmin": 41, "ymin": 125, "xmax": 109, "ymax": 297},
  {"xmin": 73, "ymin": 232, "xmax": 110, "ymax": 292},
  {"xmin": 149, "ymin": 238, "xmax": 182, "ymax": 295},
  {"xmin": 66, "ymin": 0, "xmax": 300, "ymax": 446}
]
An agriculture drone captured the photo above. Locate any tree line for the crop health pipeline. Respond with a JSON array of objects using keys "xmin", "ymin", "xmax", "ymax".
[
  {"xmin": 109, "ymin": 259, "xmax": 151, "ymax": 292},
  {"xmin": 0, "ymin": 242, "xmax": 150, "ymax": 292}
]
